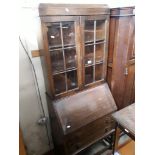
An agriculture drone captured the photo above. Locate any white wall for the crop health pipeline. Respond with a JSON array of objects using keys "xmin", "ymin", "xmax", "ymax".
[
  {"xmin": 19, "ymin": 41, "xmax": 51, "ymax": 155},
  {"xmin": 21, "ymin": 0, "xmax": 135, "ymax": 8},
  {"xmin": 19, "ymin": 1, "xmax": 135, "ymax": 155},
  {"xmin": 19, "ymin": 7, "xmax": 53, "ymax": 155}
]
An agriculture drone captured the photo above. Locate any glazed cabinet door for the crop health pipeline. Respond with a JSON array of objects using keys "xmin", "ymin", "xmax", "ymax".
[
  {"xmin": 41, "ymin": 17, "xmax": 81, "ymax": 97},
  {"xmin": 81, "ymin": 15, "xmax": 109, "ymax": 87},
  {"xmin": 41, "ymin": 15, "xmax": 110, "ymax": 98}
]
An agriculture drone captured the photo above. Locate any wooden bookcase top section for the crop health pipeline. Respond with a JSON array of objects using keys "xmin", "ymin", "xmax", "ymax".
[
  {"xmin": 39, "ymin": 3, "xmax": 110, "ymax": 16},
  {"xmin": 39, "ymin": 3, "xmax": 110, "ymax": 98},
  {"xmin": 53, "ymin": 83, "xmax": 117, "ymax": 135}
]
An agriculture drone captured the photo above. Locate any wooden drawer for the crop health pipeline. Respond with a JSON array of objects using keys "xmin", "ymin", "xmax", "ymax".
[{"xmin": 66, "ymin": 115, "xmax": 115, "ymax": 154}]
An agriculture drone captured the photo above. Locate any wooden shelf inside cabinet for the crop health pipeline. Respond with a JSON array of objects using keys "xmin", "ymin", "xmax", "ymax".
[
  {"xmin": 49, "ymin": 44, "xmax": 76, "ymax": 51},
  {"xmin": 85, "ymin": 61, "xmax": 104, "ymax": 67},
  {"xmin": 85, "ymin": 39, "xmax": 106, "ymax": 46},
  {"xmin": 52, "ymin": 67, "xmax": 77, "ymax": 75}
]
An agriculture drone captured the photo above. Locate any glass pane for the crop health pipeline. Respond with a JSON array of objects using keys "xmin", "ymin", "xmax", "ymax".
[
  {"xmin": 95, "ymin": 43, "xmax": 104, "ymax": 63},
  {"xmin": 85, "ymin": 45, "xmax": 94, "ymax": 65},
  {"xmin": 53, "ymin": 73, "xmax": 66, "ymax": 94},
  {"xmin": 96, "ymin": 20, "xmax": 106, "ymax": 41},
  {"xmin": 67, "ymin": 70, "xmax": 77, "ymax": 90},
  {"xmin": 51, "ymin": 50, "xmax": 64, "ymax": 73},
  {"xmin": 62, "ymin": 22, "xmax": 75, "ymax": 46},
  {"xmin": 64, "ymin": 48, "xmax": 77, "ymax": 69},
  {"xmin": 95, "ymin": 64, "xmax": 103, "ymax": 81},
  {"xmin": 85, "ymin": 20, "xmax": 94, "ymax": 43},
  {"xmin": 85, "ymin": 66, "xmax": 94, "ymax": 84},
  {"xmin": 47, "ymin": 23, "xmax": 61, "ymax": 48}
]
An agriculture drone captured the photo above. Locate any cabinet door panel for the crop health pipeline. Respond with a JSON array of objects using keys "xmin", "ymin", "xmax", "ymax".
[
  {"xmin": 128, "ymin": 16, "xmax": 135, "ymax": 60},
  {"xmin": 85, "ymin": 45, "xmax": 94, "ymax": 65},
  {"xmin": 42, "ymin": 14, "xmax": 109, "ymax": 97},
  {"xmin": 51, "ymin": 49, "xmax": 64, "ymax": 73},
  {"xmin": 48, "ymin": 21, "xmax": 76, "ymax": 74},
  {"xmin": 95, "ymin": 43, "xmax": 104, "ymax": 63},
  {"xmin": 64, "ymin": 47, "xmax": 77, "ymax": 69},
  {"xmin": 123, "ymin": 63, "xmax": 135, "ymax": 108},
  {"xmin": 47, "ymin": 22, "xmax": 62, "ymax": 48},
  {"xmin": 95, "ymin": 64, "xmax": 104, "ymax": 81},
  {"xmin": 85, "ymin": 66, "xmax": 94, "ymax": 85},
  {"xmin": 82, "ymin": 15, "xmax": 109, "ymax": 87},
  {"xmin": 62, "ymin": 21, "xmax": 75, "ymax": 46},
  {"xmin": 84, "ymin": 20, "xmax": 94, "ymax": 43},
  {"xmin": 53, "ymin": 73, "xmax": 66, "ymax": 94},
  {"xmin": 96, "ymin": 20, "xmax": 106, "ymax": 41},
  {"xmin": 44, "ymin": 17, "xmax": 80, "ymax": 96},
  {"xmin": 67, "ymin": 70, "xmax": 78, "ymax": 90}
]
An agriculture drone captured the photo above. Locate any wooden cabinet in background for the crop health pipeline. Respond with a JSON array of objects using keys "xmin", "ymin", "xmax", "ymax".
[{"xmin": 107, "ymin": 7, "xmax": 135, "ymax": 109}]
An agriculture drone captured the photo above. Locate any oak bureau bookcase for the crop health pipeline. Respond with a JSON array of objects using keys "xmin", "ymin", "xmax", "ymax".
[{"xmin": 38, "ymin": 4, "xmax": 117, "ymax": 155}]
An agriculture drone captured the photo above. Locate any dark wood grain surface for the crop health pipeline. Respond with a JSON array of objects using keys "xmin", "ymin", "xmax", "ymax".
[
  {"xmin": 38, "ymin": 4, "xmax": 118, "ymax": 154},
  {"xmin": 39, "ymin": 4, "xmax": 110, "ymax": 16},
  {"xmin": 112, "ymin": 104, "xmax": 135, "ymax": 136},
  {"xmin": 53, "ymin": 83, "xmax": 117, "ymax": 135},
  {"xmin": 107, "ymin": 7, "xmax": 135, "ymax": 109}
]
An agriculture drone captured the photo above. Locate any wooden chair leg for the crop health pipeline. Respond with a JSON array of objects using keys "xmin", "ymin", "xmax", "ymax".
[{"xmin": 113, "ymin": 124, "xmax": 121, "ymax": 155}]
